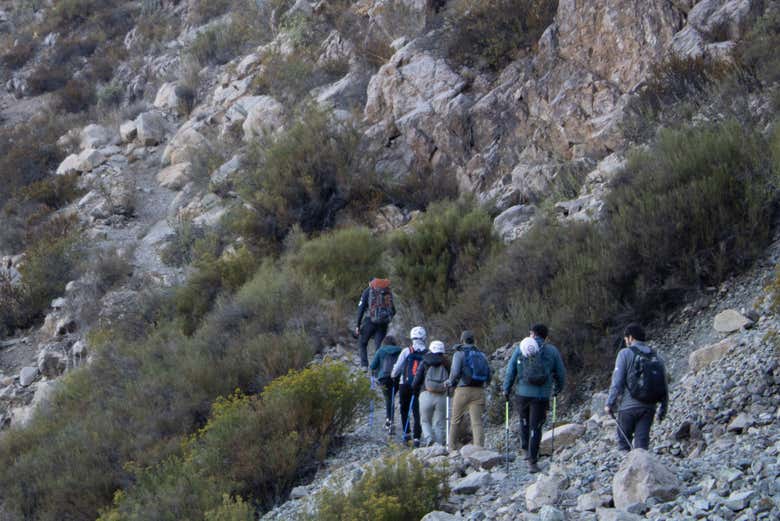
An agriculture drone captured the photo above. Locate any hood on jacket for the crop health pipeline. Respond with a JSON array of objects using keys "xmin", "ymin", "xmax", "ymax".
[
  {"xmin": 423, "ymin": 352, "xmax": 445, "ymax": 366},
  {"xmin": 629, "ymin": 341, "xmax": 653, "ymax": 354},
  {"xmin": 411, "ymin": 339, "xmax": 427, "ymax": 352}
]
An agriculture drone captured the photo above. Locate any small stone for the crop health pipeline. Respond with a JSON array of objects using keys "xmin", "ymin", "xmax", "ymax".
[
  {"xmin": 452, "ymin": 471, "xmax": 491, "ymax": 495},
  {"xmin": 723, "ymin": 490, "xmax": 755, "ymax": 511},
  {"xmin": 713, "ymin": 310, "xmax": 753, "ymax": 333},
  {"xmin": 727, "ymin": 413, "xmax": 754, "ymax": 433},
  {"xmin": 289, "ymin": 486, "xmax": 307, "ymax": 499},
  {"xmin": 19, "ymin": 367, "xmax": 38, "ymax": 387},
  {"xmin": 539, "ymin": 505, "xmax": 565, "ymax": 521},
  {"xmin": 595, "ymin": 508, "xmax": 644, "ymax": 521},
  {"xmin": 466, "ymin": 448, "xmax": 505, "ymax": 470}
]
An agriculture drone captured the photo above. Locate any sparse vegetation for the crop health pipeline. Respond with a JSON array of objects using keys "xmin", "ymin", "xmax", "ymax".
[{"xmin": 188, "ymin": 23, "xmax": 248, "ymax": 66}]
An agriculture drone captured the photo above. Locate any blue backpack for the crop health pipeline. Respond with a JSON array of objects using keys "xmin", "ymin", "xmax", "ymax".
[{"xmin": 462, "ymin": 347, "xmax": 490, "ymax": 386}]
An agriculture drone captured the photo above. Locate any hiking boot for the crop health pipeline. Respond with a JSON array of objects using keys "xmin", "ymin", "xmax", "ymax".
[
  {"xmin": 413, "ymin": 439, "xmax": 421, "ymax": 448},
  {"xmin": 528, "ymin": 462, "xmax": 541, "ymax": 474},
  {"xmin": 384, "ymin": 419, "xmax": 392, "ymax": 431},
  {"xmin": 388, "ymin": 425, "xmax": 396, "ymax": 436}
]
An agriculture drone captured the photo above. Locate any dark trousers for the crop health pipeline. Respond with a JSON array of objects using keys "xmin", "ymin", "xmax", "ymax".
[
  {"xmin": 513, "ymin": 396, "xmax": 549, "ymax": 464},
  {"xmin": 617, "ymin": 407, "xmax": 655, "ymax": 451},
  {"xmin": 399, "ymin": 384, "xmax": 421, "ymax": 440},
  {"xmin": 358, "ymin": 320, "xmax": 388, "ymax": 367},
  {"xmin": 381, "ymin": 378, "xmax": 399, "ymax": 422}
]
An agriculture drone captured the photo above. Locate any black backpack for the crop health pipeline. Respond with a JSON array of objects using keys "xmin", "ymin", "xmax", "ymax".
[
  {"xmin": 378, "ymin": 350, "xmax": 400, "ymax": 384},
  {"xmin": 368, "ymin": 279, "xmax": 394, "ymax": 325},
  {"xmin": 626, "ymin": 345, "xmax": 667, "ymax": 403},
  {"xmin": 522, "ymin": 343, "xmax": 548, "ymax": 386},
  {"xmin": 462, "ymin": 347, "xmax": 490, "ymax": 386},
  {"xmin": 404, "ymin": 348, "xmax": 425, "ymax": 383}
]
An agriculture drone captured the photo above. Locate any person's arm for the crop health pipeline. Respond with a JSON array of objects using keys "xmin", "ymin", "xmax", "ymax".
[
  {"xmin": 412, "ymin": 363, "xmax": 425, "ymax": 393},
  {"xmin": 391, "ymin": 348, "xmax": 409, "ymax": 379},
  {"xmin": 606, "ymin": 350, "xmax": 628, "ymax": 414},
  {"xmin": 446, "ymin": 351, "xmax": 462, "ymax": 387},
  {"xmin": 503, "ymin": 347, "xmax": 519, "ymax": 396},
  {"xmin": 658, "ymin": 353, "xmax": 669, "ymax": 420},
  {"xmin": 370, "ymin": 348, "xmax": 382, "ymax": 372},
  {"xmin": 355, "ymin": 287, "xmax": 369, "ymax": 330}
]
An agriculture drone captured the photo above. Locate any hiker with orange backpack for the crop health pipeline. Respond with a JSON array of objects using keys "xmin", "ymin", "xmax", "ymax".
[
  {"xmin": 391, "ymin": 326, "xmax": 427, "ymax": 447},
  {"xmin": 355, "ymin": 278, "xmax": 396, "ymax": 368}
]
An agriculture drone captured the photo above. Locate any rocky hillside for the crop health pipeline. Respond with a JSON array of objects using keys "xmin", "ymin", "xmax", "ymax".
[{"xmin": 0, "ymin": 0, "xmax": 778, "ymax": 519}]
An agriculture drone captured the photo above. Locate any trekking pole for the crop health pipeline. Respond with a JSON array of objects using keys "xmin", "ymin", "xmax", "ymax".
[
  {"xmin": 611, "ymin": 411, "xmax": 633, "ymax": 450},
  {"xmin": 445, "ymin": 393, "xmax": 451, "ymax": 451},
  {"xmin": 369, "ymin": 374, "xmax": 375, "ymax": 429},
  {"xmin": 505, "ymin": 399, "xmax": 510, "ymax": 472},
  {"xmin": 403, "ymin": 394, "xmax": 415, "ymax": 445},
  {"xmin": 551, "ymin": 395, "xmax": 557, "ymax": 461}
]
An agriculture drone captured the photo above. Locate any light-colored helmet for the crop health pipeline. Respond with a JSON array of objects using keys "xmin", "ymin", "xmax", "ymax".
[
  {"xmin": 429, "ymin": 340, "xmax": 445, "ymax": 354},
  {"xmin": 410, "ymin": 326, "xmax": 427, "ymax": 340}
]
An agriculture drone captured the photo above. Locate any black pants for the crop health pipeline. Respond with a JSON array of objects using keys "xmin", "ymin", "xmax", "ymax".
[
  {"xmin": 617, "ymin": 407, "xmax": 655, "ymax": 451},
  {"xmin": 381, "ymin": 378, "xmax": 399, "ymax": 423},
  {"xmin": 513, "ymin": 396, "xmax": 549, "ymax": 464},
  {"xmin": 358, "ymin": 320, "xmax": 388, "ymax": 367},
  {"xmin": 399, "ymin": 384, "xmax": 421, "ymax": 440}
]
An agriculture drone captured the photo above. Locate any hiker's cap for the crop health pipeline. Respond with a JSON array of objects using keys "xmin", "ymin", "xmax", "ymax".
[
  {"xmin": 429, "ymin": 340, "xmax": 445, "ymax": 354},
  {"xmin": 410, "ymin": 326, "xmax": 427, "ymax": 340},
  {"xmin": 460, "ymin": 330, "xmax": 475, "ymax": 344}
]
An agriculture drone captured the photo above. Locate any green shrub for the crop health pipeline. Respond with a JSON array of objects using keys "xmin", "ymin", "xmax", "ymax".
[
  {"xmin": 1, "ymin": 38, "xmax": 35, "ymax": 69},
  {"xmin": 160, "ymin": 219, "xmax": 206, "ymax": 267},
  {"xmin": 51, "ymin": 35, "xmax": 99, "ymax": 65},
  {"xmin": 251, "ymin": 52, "xmax": 321, "ymax": 105},
  {"xmin": 188, "ymin": 23, "xmax": 247, "ymax": 66},
  {"xmin": 236, "ymin": 108, "xmax": 360, "ymax": 246},
  {"xmin": 54, "ymin": 79, "xmax": 96, "ymax": 113},
  {"xmin": 188, "ymin": 0, "xmax": 232, "ymax": 25},
  {"xmin": 204, "ymin": 495, "xmax": 255, "ymax": 521},
  {"xmin": 380, "ymin": 164, "xmax": 460, "ymax": 211},
  {"xmin": 16, "ymin": 172, "xmax": 82, "ymax": 210},
  {"xmin": 738, "ymin": 4, "xmax": 780, "ymax": 85},
  {"xmin": 26, "ymin": 63, "xmax": 69, "ymax": 94},
  {"xmin": 446, "ymin": 0, "xmax": 557, "ymax": 70},
  {"xmin": 390, "ymin": 198, "xmax": 497, "ymax": 316},
  {"xmin": 288, "ymin": 227, "xmax": 387, "ymax": 307},
  {"xmin": 313, "ymin": 452, "xmax": 447, "ymax": 521}
]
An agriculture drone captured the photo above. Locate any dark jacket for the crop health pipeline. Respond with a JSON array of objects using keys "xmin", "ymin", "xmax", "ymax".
[
  {"xmin": 446, "ymin": 344, "xmax": 492, "ymax": 388},
  {"xmin": 355, "ymin": 286, "xmax": 396, "ymax": 328},
  {"xmin": 503, "ymin": 340, "xmax": 566, "ymax": 399},
  {"xmin": 370, "ymin": 344, "xmax": 402, "ymax": 380},
  {"xmin": 606, "ymin": 341, "xmax": 669, "ymax": 414},
  {"xmin": 412, "ymin": 352, "xmax": 450, "ymax": 393}
]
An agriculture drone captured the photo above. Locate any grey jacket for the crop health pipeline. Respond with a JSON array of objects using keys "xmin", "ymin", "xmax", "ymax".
[
  {"xmin": 606, "ymin": 341, "xmax": 669, "ymax": 413},
  {"xmin": 446, "ymin": 344, "xmax": 491, "ymax": 388}
]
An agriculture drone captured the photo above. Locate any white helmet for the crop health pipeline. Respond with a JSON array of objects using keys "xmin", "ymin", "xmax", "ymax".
[
  {"xmin": 410, "ymin": 326, "xmax": 427, "ymax": 341},
  {"xmin": 429, "ymin": 340, "xmax": 445, "ymax": 354}
]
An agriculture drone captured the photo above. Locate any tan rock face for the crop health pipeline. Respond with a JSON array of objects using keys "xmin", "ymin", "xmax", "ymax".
[
  {"xmin": 689, "ymin": 337, "xmax": 737, "ymax": 373},
  {"xmin": 556, "ymin": 0, "xmax": 684, "ymax": 92},
  {"xmin": 612, "ymin": 449, "xmax": 680, "ymax": 509},
  {"xmin": 539, "ymin": 423, "xmax": 586, "ymax": 455}
]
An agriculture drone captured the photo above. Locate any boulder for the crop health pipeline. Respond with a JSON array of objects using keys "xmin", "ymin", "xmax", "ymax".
[
  {"xmin": 211, "ymin": 154, "xmax": 242, "ymax": 189},
  {"xmin": 539, "ymin": 423, "xmax": 586, "ymax": 455},
  {"xmin": 540, "ymin": 505, "xmax": 566, "ymax": 521},
  {"xmin": 56, "ymin": 148, "xmax": 106, "ymax": 175},
  {"xmin": 37, "ymin": 344, "xmax": 67, "ymax": 378},
  {"xmin": 689, "ymin": 337, "xmax": 737, "ymax": 373},
  {"xmin": 372, "ymin": 204, "xmax": 406, "ymax": 232},
  {"xmin": 451, "ymin": 471, "xmax": 491, "ymax": 495},
  {"xmin": 577, "ymin": 491, "xmax": 610, "ymax": 511},
  {"xmin": 162, "ymin": 126, "xmax": 210, "ymax": 166},
  {"xmin": 135, "ymin": 111, "xmax": 166, "ymax": 146},
  {"xmin": 19, "ymin": 366, "xmax": 38, "ymax": 387},
  {"xmin": 612, "ymin": 449, "xmax": 681, "ymax": 509},
  {"xmin": 157, "ymin": 162, "xmax": 193, "ymax": 190},
  {"xmin": 713, "ymin": 309, "xmax": 753, "ymax": 333},
  {"xmin": 154, "ymin": 82, "xmax": 181, "ymax": 111},
  {"xmin": 493, "ymin": 204, "xmax": 537, "ymax": 243},
  {"xmin": 289, "ymin": 486, "xmax": 308, "ymax": 499},
  {"xmin": 119, "ymin": 120, "xmax": 138, "ymax": 142},
  {"xmin": 80, "ymin": 124, "xmax": 117, "ymax": 149},
  {"xmin": 723, "ymin": 489, "xmax": 755, "ymax": 511},
  {"xmin": 596, "ymin": 508, "xmax": 645, "ymax": 521},
  {"xmin": 525, "ymin": 472, "xmax": 568, "ymax": 512},
  {"xmin": 465, "ymin": 448, "xmax": 505, "ymax": 470},
  {"xmin": 420, "ymin": 512, "xmax": 462, "ymax": 521},
  {"xmin": 726, "ymin": 413, "xmax": 754, "ymax": 433},
  {"xmin": 242, "ymin": 96, "xmax": 285, "ymax": 141}
]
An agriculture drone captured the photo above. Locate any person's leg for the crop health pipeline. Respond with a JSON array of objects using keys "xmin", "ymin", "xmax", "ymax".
[
  {"xmin": 357, "ymin": 321, "xmax": 375, "ymax": 368},
  {"xmin": 399, "ymin": 384, "xmax": 412, "ymax": 439},
  {"xmin": 527, "ymin": 398, "xmax": 549, "ymax": 464},
  {"xmin": 412, "ymin": 391, "xmax": 422, "ymax": 442},
  {"xmin": 419, "ymin": 391, "xmax": 435, "ymax": 446},
  {"xmin": 449, "ymin": 388, "xmax": 468, "ymax": 450},
  {"xmin": 432, "ymin": 394, "xmax": 446, "ymax": 446},
  {"xmin": 633, "ymin": 408, "xmax": 655, "ymax": 450},
  {"xmin": 382, "ymin": 382, "xmax": 393, "ymax": 422},
  {"xmin": 466, "ymin": 387, "xmax": 486, "ymax": 447},
  {"xmin": 616, "ymin": 409, "xmax": 638, "ymax": 451},
  {"xmin": 372, "ymin": 323, "xmax": 388, "ymax": 360},
  {"xmin": 515, "ymin": 396, "xmax": 531, "ymax": 452}
]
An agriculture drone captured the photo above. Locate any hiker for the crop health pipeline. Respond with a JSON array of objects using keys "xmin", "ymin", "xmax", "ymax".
[
  {"xmin": 503, "ymin": 324, "xmax": 566, "ymax": 473},
  {"xmin": 355, "ymin": 278, "xmax": 396, "ymax": 368},
  {"xmin": 605, "ymin": 323, "xmax": 669, "ymax": 451},
  {"xmin": 412, "ymin": 340, "xmax": 450, "ymax": 447},
  {"xmin": 445, "ymin": 330, "xmax": 491, "ymax": 450},
  {"xmin": 391, "ymin": 326, "xmax": 427, "ymax": 446},
  {"xmin": 370, "ymin": 335, "xmax": 402, "ymax": 435}
]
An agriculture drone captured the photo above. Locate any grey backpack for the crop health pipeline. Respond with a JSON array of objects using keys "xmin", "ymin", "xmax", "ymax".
[{"xmin": 425, "ymin": 364, "xmax": 448, "ymax": 393}]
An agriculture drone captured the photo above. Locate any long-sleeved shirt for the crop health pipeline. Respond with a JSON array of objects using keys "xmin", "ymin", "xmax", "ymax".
[
  {"xmin": 391, "ymin": 340, "xmax": 427, "ymax": 385},
  {"xmin": 503, "ymin": 340, "xmax": 566, "ymax": 399},
  {"xmin": 606, "ymin": 341, "xmax": 669, "ymax": 413},
  {"xmin": 412, "ymin": 352, "xmax": 450, "ymax": 393},
  {"xmin": 355, "ymin": 286, "xmax": 396, "ymax": 328},
  {"xmin": 446, "ymin": 344, "xmax": 492, "ymax": 388}
]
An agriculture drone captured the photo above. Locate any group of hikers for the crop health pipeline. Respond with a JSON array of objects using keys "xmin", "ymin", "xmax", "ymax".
[{"xmin": 356, "ymin": 279, "xmax": 670, "ymax": 472}]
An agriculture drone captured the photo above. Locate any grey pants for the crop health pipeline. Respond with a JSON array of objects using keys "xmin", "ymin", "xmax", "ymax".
[
  {"xmin": 617, "ymin": 406, "xmax": 655, "ymax": 450},
  {"xmin": 419, "ymin": 391, "xmax": 447, "ymax": 446}
]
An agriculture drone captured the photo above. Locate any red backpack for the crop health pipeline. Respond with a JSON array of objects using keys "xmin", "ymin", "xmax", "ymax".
[{"xmin": 368, "ymin": 278, "xmax": 394, "ymax": 324}]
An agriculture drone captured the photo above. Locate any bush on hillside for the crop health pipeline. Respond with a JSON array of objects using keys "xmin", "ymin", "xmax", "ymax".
[
  {"xmin": 288, "ymin": 227, "xmax": 387, "ymax": 307},
  {"xmin": 16, "ymin": 172, "xmax": 82, "ymax": 210},
  {"xmin": 188, "ymin": 23, "xmax": 247, "ymax": 66},
  {"xmin": 251, "ymin": 52, "xmax": 323, "ymax": 106},
  {"xmin": 446, "ymin": 0, "xmax": 558, "ymax": 71},
  {"xmin": 188, "ymin": 0, "xmax": 232, "ymax": 25},
  {"xmin": 53, "ymin": 78, "xmax": 96, "ymax": 113},
  {"xmin": 26, "ymin": 63, "xmax": 69, "ymax": 94},
  {"xmin": 313, "ymin": 452, "xmax": 447, "ymax": 521},
  {"xmin": 1, "ymin": 38, "xmax": 35, "ymax": 69},
  {"xmin": 738, "ymin": 5, "xmax": 780, "ymax": 86},
  {"xmin": 236, "ymin": 108, "xmax": 360, "ymax": 247},
  {"xmin": 390, "ymin": 198, "xmax": 497, "ymax": 316}
]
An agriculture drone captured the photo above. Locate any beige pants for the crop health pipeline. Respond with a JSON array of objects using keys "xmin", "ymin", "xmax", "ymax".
[{"xmin": 449, "ymin": 386, "xmax": 485, "ymax": 449}]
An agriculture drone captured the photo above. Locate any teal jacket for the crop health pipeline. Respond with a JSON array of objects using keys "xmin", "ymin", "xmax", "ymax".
[
  {"xmin": 503, "ymin": 341, "xmax": 566, "ymax": 399},
  {"xmin": 370, "ymin": 345, "xmax": 402, "ymax": 379}
]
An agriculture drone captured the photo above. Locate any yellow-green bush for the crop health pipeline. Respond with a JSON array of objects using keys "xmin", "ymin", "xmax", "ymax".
[
  {"xmin": 204, "ymin": 495, "xmax": 255, "ymax": 521},
  {"xmin": 288, "ymin": 227, "xmax": 387, "ymax": 306},
  {"xmin": 391, "ymin": 198, "xmax": 497, "ymax": 316},
  {"xmin": 313, "ymin": 452, "xmax": 447, "ymax": 521},
  {"xmin": 446, "ymin": 0, "xmax": 557, "ymax": 70}
]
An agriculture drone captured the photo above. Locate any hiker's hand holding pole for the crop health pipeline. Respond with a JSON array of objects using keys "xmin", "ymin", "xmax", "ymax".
[
  {"xmin": 604, "ymin": 405, "xmax": 614, "ymax": 419},
  {"xmin": 353, "ymin": 326, "xmax": 360, "ymax": 339}
]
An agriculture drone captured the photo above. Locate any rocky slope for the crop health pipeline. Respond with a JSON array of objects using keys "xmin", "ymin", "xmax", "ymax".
[{"xmin": 261, "ymin": 227, "xmax": 780, "ymax": 521}]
